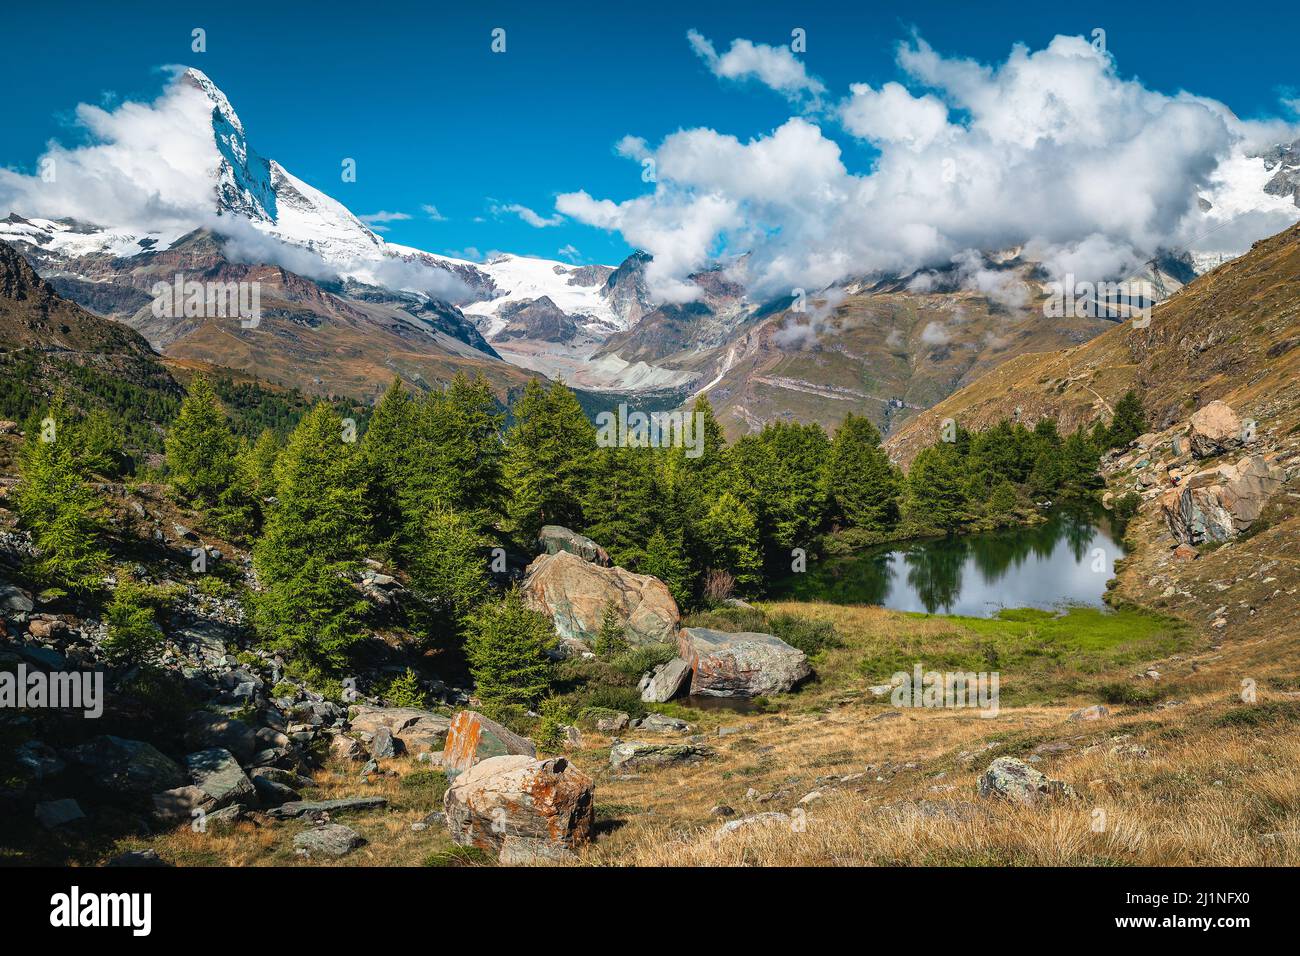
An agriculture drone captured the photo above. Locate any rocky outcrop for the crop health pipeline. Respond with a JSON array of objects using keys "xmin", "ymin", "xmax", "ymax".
[
  {"xmin": 441, "ymin": 710, "xmax": 536, "ymax": 781},
  {"xmin": 521, "ymin": 550, "xmax": 679, "ymax": 647},
  {"xmin": 1160, "ymin": 454, "xmax": 1285, "ymax": 544},
  {"xmin": 347, "ymin": 706, "xmax": 451, "ymax": 756},
  {"xmin": 1188, "ymin": 401, "xmax": 1244, "ymax": 458},
  {"xmin": 536, "ymin": 525, "xmax": 611, "ymax": 566},
  {"xmin": 676, "ymin": 628, "xmax": 811, "ymax": 698},
  {"xmin": 638, "ymin": 658, "xmax": 691, "ymax": 703},
  {"xmin": 444, "ymin": 754, "xmax": 594, "ymax": 863},
  {"xmin": 977, "ymin": 757, "xmax": 1076, "ymax": 805},
  {"xmin": 184, "ymin": 748, "xmax": 256, "ymax": 809},
  {"xmin": 266, "ymin": 796, "xmax": 388, "ymax": 820}
]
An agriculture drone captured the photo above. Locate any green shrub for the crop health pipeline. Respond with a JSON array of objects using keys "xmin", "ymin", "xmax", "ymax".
[
  {"xmin": 383, "ymin": 668, "xmax": 429, "ymax": 709},
  {"xmin": 102, "ymin": 583, "xmax": 165, "ymax": 666},
  {"xmin": 400, "ymin": 769, "xmax": 449, "ymax": 804},
  {"xmin": 1096, "ymin": 681, "xmax": 1162, "ymax": 706},
  {"xmin": 593, "ymin": 601, "xmax": 629, "ymax": 659},
  {"xmin": 423, "ymin": 845, "xmax": 491, "ymax": 867},
  {"xmin": 535, "ymin": 698, "xmax": 575, "ymax": 752},
  {"xmin": 766, "ymin": 612, "xmax": 841, "ymax": 657},
  {"xmin": 608, "ymin": 643, "xmax": 676, "ymax": 682}
]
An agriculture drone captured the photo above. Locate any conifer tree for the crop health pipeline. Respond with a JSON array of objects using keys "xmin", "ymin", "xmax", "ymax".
[
  {"xmin": 165, "ymin": 374, "xmax": 240, "ymax": 511},
  {"xmin": 252, "ymin": 404, "xmax": 371, "ymax": 669},
  {"xmin": 825, "ymin": 413, "xmax": 901, "ymax": 531},
  {"xmin": 360, "ymin": 377, "xmax": 416, "ymax": 548},
  {"xmin": 464, "ymin": 589, "xmax": 556, "ymax": 708},
  {"xmin": 696, "ymin": 492, "xmax": 763, "ymax": 594},
  {"xmin": 406, "ymin": 504, "xmax": 491, "ymax": 641},
  {"xmin": 640, "ymin": 526, "xmax": 692, "ymax": 606},
  {"xmin": 1058, "ymin": 430, "xmax": 1105, "ymax": 499},
  {"xmin": 903, "ymin": 442, "xmax": 971, "ymax": 533},
  {"xmin": 504, "ymin": 379, "xmax": 595, "ymax": 538},
  {"xmin": 1106, "ymin": 391, "xmax": 1148, "ymax": 449},
  {"xmin": 429, "ymin": 372, "xmax": 506, "ymax": 530},
  {"xmin": 13, "ymin": 404, "xmax": 108, "ymax": 594}
]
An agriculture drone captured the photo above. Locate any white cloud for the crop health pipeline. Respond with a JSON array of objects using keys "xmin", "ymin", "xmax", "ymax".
[
  {"xmin": 920, "ymin": 321, "xmax": 951, "ymax": 345},
  {"xmin": 494, "ymin": 201, "xmax": 564, "ymax": 228},
  {"xmin": 421, "ymin": 203, "xmax": 446, "ymax": 221},
  {"xmin": 563, "ymin": 32, "xmax": 1300, "ymax": 302},
  {"xmin": 359, "ymin": 210, "xmax": 412, "ymax": 223},
  {"xmin": 687, "ymin": 29, "xmax": 825, "ymax": 105}
]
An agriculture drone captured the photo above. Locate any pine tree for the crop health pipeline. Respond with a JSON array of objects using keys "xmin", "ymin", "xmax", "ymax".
[
  {"xmin": 102, "ymin": 582, "xmax": 164, "ymax": 666},
  {"xmin": 1106, "ymin": 390, "xmax": 1148, "ymax": 450},
  {"xmin": 903, "ymin": 442, "xmax": 971, "ymax": 533},
  {"xmin": 165, "ymin": 375, "xmax": 240, "ymax": 511},
  {"xmin": 464, "ymin": 589, "xmax": 556, "ymax": 708},
  {"xmin": 581, "ymin": 445, "xmax": 658, "ymax": 567},
  {"xmin": 406, "ymin": 505, "xmax": 491, "ymax": 641},
  {"xmin": 430, "ymin": 372, "xmax": 506, "ymax": 530},
  {"xmin": 13, "ymin": 405, "xmax": 108, "ymax": 595},
  {"xmin": 825, "ymin": 413, "xmax": 901, "ymax": 531},
  {"xmin": 696, "ymin": 492, "xmax": 763, "ymax": 595},
  {"xmin": 593, "ymin": 600, "xmax": 629, "ymax": 658},
  {"xmin": 1058, "ymin": 430, "xmax": 1104, "ymax": 499},
  {"xmin": 639, "ymin": 526, "xmax": 692, "ymax": 606},
  {"xmin": 504, "ymin": 379, "xmax": 595, "ymax": 539},
  {"xmin": 252, "ymin": 404, "xmax": 371, "ymax": 669},
  {"xmin": 360, "ymin": 377, "xmax": 416, "ymax": 548}
]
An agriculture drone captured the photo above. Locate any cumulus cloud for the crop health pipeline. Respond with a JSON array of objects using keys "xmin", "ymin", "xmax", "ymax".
[
  {"xmin": 919, "ymin": 321, "xmax": 951, "ymax": 345},
  {"xmin": 0, "ymin": 69, "xmax": 219, "ymax": 230},
  {"xmin": 562, "ymin": 32, "xmax": 1300, "ymax": 303},
  {"xmin": 688, "ymin": 29, "xmax": 825, "ymax": 105},
  {"xmin": 773, "ymin": 287, "xmax": 846, "ymax": 349}
]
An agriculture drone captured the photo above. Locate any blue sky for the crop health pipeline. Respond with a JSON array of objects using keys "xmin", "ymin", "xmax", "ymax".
[{"xmin": 3, "ymin": 0, "xmax": 1298, "ymax": 266}]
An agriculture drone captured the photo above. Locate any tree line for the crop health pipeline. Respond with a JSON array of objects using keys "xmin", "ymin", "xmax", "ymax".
[{"xmin": 11, "ymin": 372, "xmax": 1141, "ymax": 705}]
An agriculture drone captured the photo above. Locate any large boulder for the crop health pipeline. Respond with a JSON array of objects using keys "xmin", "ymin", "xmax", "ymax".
[
  {"xmin": 536, "ymin": 525, "xmax": 611, "ymax": 566},
  {"xmin": 348, "ymin": 706, "xmax": 451, "ymax": 756},
  {"xmin": 1160, "ymin": 454, "xmax": 1284, "ymax": 544},
  {"xmin": 185, "ymin": 748, "xmax": 256, "ymax": 809},
  {"xmin": 65, "ymin": 736, "xmax": 186, "ymax": 798},
  {"xmin": 977, "ymin": 757, "xmax": 1076, "ymax": 805},
  {"xmin": 442, "ymin": 710, "xmax": 536, "ymax": 781},
  {"xmin": 444, "ymin": 754, "xmax": 594, "ymax": 864},
  {"xmin": 184, "ymin": 711, "xmax": 258, "ymax": 763},
  {"xmin": 676, "ymin": 627, "xmax": 811, "ymax": 698},
  {"xmin": 639, "ymin": 658, "xmax": 692, "ymax": 703},
  {"xmin": 1188, "ymin": 400, "xmax": 1243, "ymax": 458},
  {"xmin": 521, "ymin": 550, "xmax": 679, "ymax": 647}
]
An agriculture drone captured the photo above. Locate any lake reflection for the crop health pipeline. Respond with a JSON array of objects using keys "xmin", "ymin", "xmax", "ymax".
[{"xmin": 771, "ymin": 509, "xmax": 1124, "ymax": 616}]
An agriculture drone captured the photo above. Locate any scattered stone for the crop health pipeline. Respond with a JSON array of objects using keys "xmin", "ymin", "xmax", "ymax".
[
  {"xmin": 710, "ymin": 805, "xmax": 736, "ymax": 817},
  {"xmin": 185, "ymin": 748, "xmax": 255, "ymax": 809},
  {"xmin": 677, "ymin": 627, "xmax": 811, "ymax": 698},
  {"xmin": 595, "ymin": 711, "xmax": 630, "ymax": 733},
  {"xmin": 1161, "ymin": 454, "xmax": 1285, "ymax": 544},
  {"xmin": 294, "ymin": 823, "xmax": 365, "ymax": 858},
  {"xmin": 714, "ymin": 812, "xmax": 791, "ymax": 842},
  {"xmin": 609, "ymin": 741, "xmax": 715, "ymax": 772},
  {"xmin": 1069, "ymin": 704, "xmax": 1109, "ymax": 722},
  {"xmin": 369, "ymin": 726, "xmax": 397, "ymax": 759},
  {"xmin": 444, "ymin": 754, "xmax": 594, "ymax": 864},
  {"xmin": 638, "ymin": 658, "xmax": 692, "ymax": 703},
  {"xmin": 267, "ymin": 796, "xmax": 388, "ymax": 820},
  {"xmin": 184, "ymin": 711, "xmax": 258, "ymax": 763},
  {"xmin": 977, "ymin": 757, "xmax": 1076, "ymax": 805},
  {"xmin": 347, "ymin": 706, "xmax": 451, "ymax": 756},
  {"xmin": 330, "ymin": 734, "xmax": 367, "ymax": 762},
  {"xmin": 636, "ymin": 713, "xmax": 690, "ymax": 734},
  {"xmin": 65, "ymin": 736, "xmax": 186, "ymax": 797},
  {"xmin": 35, "ymin": 798, "xmax": 85, "ymax": 829}
]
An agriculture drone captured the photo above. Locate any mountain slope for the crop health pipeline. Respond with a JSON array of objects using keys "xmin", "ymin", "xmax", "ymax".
[{"xmin": 885, "ymin": 222, "xmax": 1300, "ymax": 467}]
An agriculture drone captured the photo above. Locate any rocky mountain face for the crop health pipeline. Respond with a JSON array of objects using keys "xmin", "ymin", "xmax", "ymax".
[
  {"xmin": 885, "ymin": 221, "xmax": 1300, "ymax": 467},
  {"xmin": 1254, "ymin": 137, "xmax": 1300, "ymax": 207},
  {"xmin": 0, "ymin": 241, "xmax": 181, "ymax": 421}
]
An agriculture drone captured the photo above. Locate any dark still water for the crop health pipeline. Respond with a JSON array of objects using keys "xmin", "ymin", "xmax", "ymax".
[{"xmin": 770, "ymin": 510, "xmax": 1125, "ymax": 616}]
